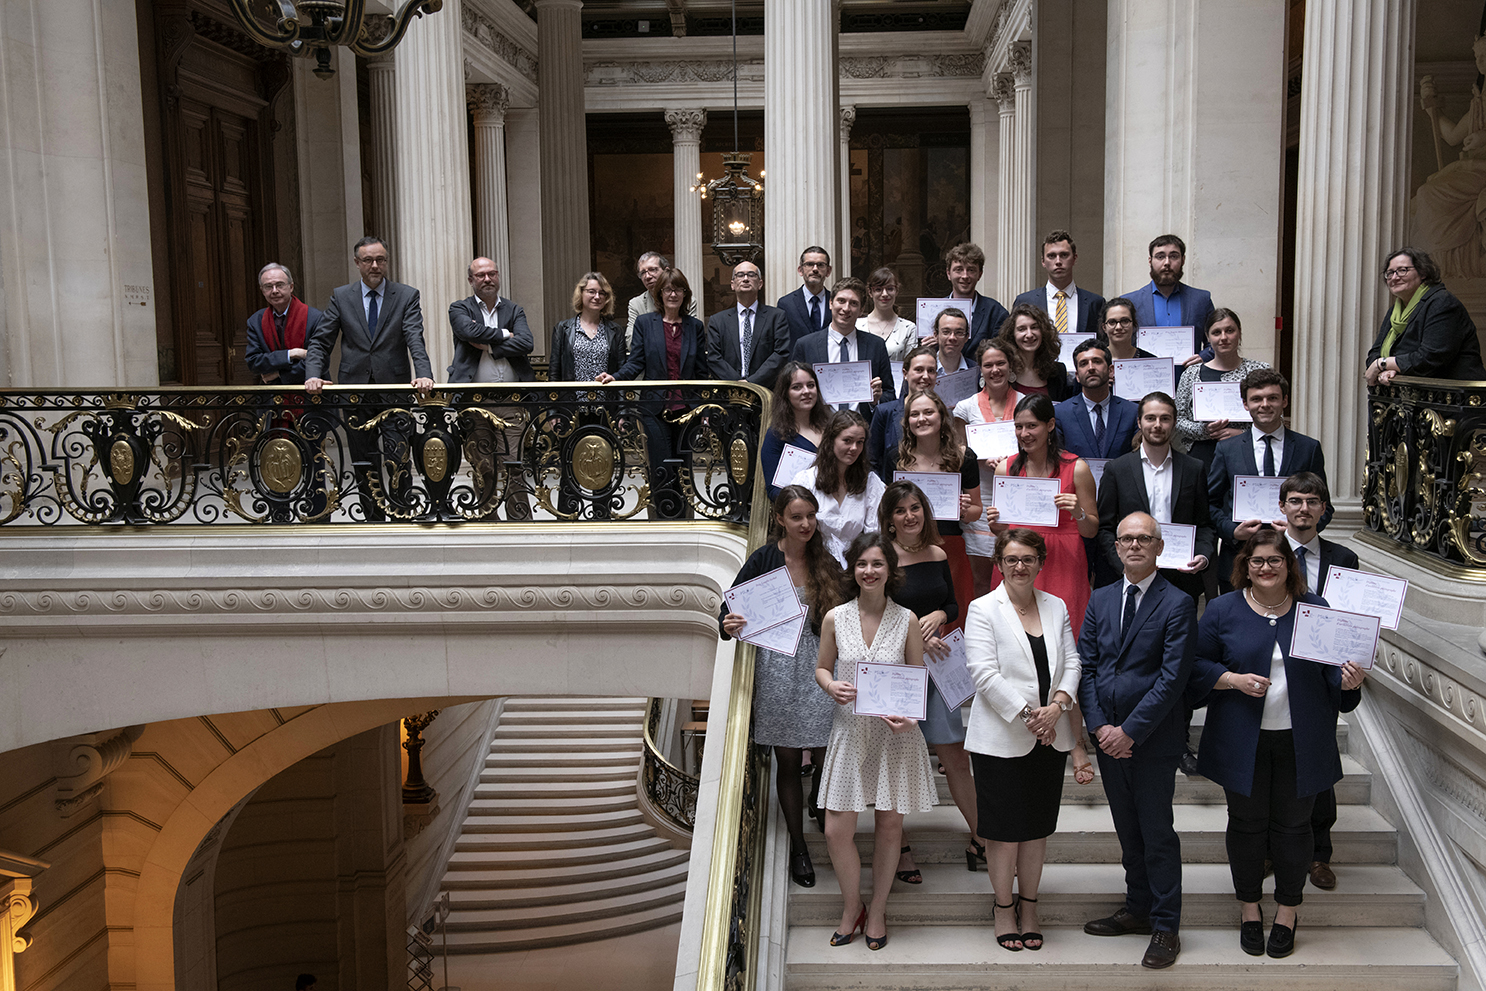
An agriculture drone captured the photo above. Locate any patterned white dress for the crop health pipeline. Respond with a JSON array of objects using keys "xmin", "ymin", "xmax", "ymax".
[{"xmin": 817, "ymin": 599, "xmax": 940, "ymax": 814}]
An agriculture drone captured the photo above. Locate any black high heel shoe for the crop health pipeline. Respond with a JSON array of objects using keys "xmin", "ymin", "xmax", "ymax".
[
  {"xmin": 895, "ymin": 845, "xmax": 922, "ymax": 884},
  {"xmin": 830, "ymin": 904, "xmax": 866, "ymax": 946},
  {"xmin": 790, "ymin": 849, "xmax": 815, "ymax": 888},
  {"xmin": 1017, "ymin": 895, "xmax": 1042, "ymax": 950},
  {"xmin": 965, "ymin": 838, "xmax": 986, "ymax": 872},
  {"xmin": 994, "ymin": 899, "xmax": 1023, "ymax": 951}
]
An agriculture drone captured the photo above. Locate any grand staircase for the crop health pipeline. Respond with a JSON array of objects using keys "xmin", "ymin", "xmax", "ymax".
[
  {"xmin": 437, "ymin": 696, "xmax": 689, "ymax": 953},
  {"xmin": 785, "ymin": 713, "xmax": 1459, "ymax": 989}
]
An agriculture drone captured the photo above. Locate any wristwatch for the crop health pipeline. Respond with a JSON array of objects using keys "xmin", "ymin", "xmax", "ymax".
[{"xmin": 1055, "ymin": 698, "xmax": 1072, "ymax": 713}]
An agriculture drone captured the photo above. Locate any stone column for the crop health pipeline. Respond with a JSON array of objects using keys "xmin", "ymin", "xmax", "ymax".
[
  {"xmin": 505, "ymin": 108, "xmax": 546, "ymax": 338},
  {"xmin": 994, "ymin": 75, "xmax": 1018, "ymax": 302},
  {"xmin": 1009, "ymin": 42, "xmax": 1036, "ymax": 295},
  {"xmin": 764, "ymin": 0, "xmax": 840, "ymax": 294},
  {"xmin": 1103, "ymin": 0, "xmax": 1286, "ymax": 362},
  {"xmin": 840, "ymin": 105, "xmax": 856, "ymax": 275},
  {"xmin": 469, "ymin": 83, "xmax": 513, "ymax": 284},
  {"xmin": 392, "ymin": 0, "xmax": 472, "ymax": 382},
  {"xmin": 1292, "ymin": 0, "xmax": 1416, "ymax": 515},
  {"xmin": 969, "ymin": 96, "xmax": 998, "ymax": 272},
  {"xmin": 366, "ymin": 54, "xmax": 398, "ymax": 240},
  {"xmin": 666, "ymin": 109, "xmax": 707, "ymax": 288},
  {"xmin": 536, "ymin": 0, "xmax": 592, "ymax": 330}
]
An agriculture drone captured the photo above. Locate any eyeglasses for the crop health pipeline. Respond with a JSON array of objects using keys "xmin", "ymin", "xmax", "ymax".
[
  {"xmin": 1104, "ymin": 317, "xmax": 1134, "ymax": 327},
  {"xmin": 260, "ymin": 281, "xmax": 290, "ymax": 292},
  {"xmin": 584, "ymin": 289, "xmax": 610, "ymax": 298},
  {"xmin": 662, "ymin": 287, "xmax": 685, "ymax": 295},
  {"xmin": 998, "ymin": 555, "xmax": 1040, "ymax": 569},
  {"xmin": 732, "ymin": 272, "xmax": 760, "ymax": 281},
  {"xmin": 1114, "ymin": 534, "xmax": 1159, "ymax": 547},
  {"xmin": 1383, "ymin": 266, "xmax": 1415, "ymax": 280},
  {"xmin": 1283, "ymin": 496, "xmax": 1324, "ymax": 509},
  {"xmin": 1248, "ymin": 556, "xmax": 1287, "ymax": 571}
]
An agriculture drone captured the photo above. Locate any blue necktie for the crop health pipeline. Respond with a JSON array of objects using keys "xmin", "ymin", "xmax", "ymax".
[
  {"xmin": 366, "ymin": 288, "xmax": 380, "ymax": 338},
  {"xmin": 1262, "ymin": 434, "xmax": 1275, "ymax": 476},
  {"xmin": 1122, "ymin": 584, "xmax": 1140, "ymax": 639},
  {"xmin": 810, "ymin": 294, "xmax": 823, "ymax": 332},
  {"xmin": 1295, "ymin": 545, "xmax": 1309, "ymax": 593}
]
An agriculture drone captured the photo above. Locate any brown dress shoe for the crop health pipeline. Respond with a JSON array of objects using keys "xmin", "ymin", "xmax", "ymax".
[
  {"xmin": 1141, "ymin": 930, "xmax": 1181, "ymax": 969},
  {"xmin": 1083, "ymin": 907, "xmax": 1153, "ymax": 936},
  {"xmin": 1309, "ymin": 861, "xmax": 1337, "ymax": 889}
]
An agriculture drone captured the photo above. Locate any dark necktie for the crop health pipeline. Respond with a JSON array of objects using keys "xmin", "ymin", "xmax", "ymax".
[
  {"xmin": 1295, "ymin": 545, "xmax": 1310, "ymax": 593},
  {"xmin": 741, "ymin": 308, "xmax": 753, "ymax": 377},
  {"xmin": 1122, "ymin": 583, "xmax": 1140, "ymax": 638},
  {"xmin": 1094, "ymin": 401, "xmax": 1106, "ymax": 448},
  {"xmin": 366, "ymin": 289, "xmax": 380, "ymax": 338},
  {"xmin": 1262, "ymin": 434, "xmax": 1276, "ymax": 476},
  {"xmin": 837, "ymin": 335, "xmax": 851, "ymax": 410},
  {"xmin": 810, "ymin": 294, "xmax": 822, "ymax": 332}
]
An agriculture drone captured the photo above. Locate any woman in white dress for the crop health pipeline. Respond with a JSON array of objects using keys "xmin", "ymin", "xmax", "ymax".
[
  {"xmin": 815, "ymin": 532, "xmax": 939, "ymax": 951},
  {"xmin": 792, "ymin": 410, "xmax": 887, "ymax": 566},
  {"xmin": 858, "ymin": 267, "xmax": 921, "ymax": 362}
]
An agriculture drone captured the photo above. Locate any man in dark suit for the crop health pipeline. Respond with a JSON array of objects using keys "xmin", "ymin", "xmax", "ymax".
[
  {"xmin": 305, "ymin": 236, "xmax": 434, "ymax": 520},
  {"xmin": 246, "ymin": 262, "xmax": 320, "ymax": 385},
  {"xmin": 945, "ymin": 241, "xmax": 1010, "ymax": 353},
  {"xmin": 1121, "ymin": 234, "xmax": 1215, "ymax": 358},
  {"xmin": 1278, "ymin": 470, "xmax": 1357, "ymax": 893},
  {"xmin": 448, "ymin": 256, "xmax": 535, "ymax": 519},
  {"xmin": 1014, "ymin": 230, "xmax": 1106, "ymax": 338},
  {"xmin": 776, "ymin": 246, "xmax": 833, "ymax": 347},
  {"xmin": 1096, "ymin": 392, "xmax": 1214, "ymax": 601},
  {"xmin": 1058, "ymin": 338, "xmax": 1139, "ymax": 586},
  {"xmin": 868, "ymin": 345, "xmax": 939, "ymax": 480},
  {"xmin": 1207, "ymin": 368, "xmax": 1329, "ymax": 593},
  {"xmin": 707, "ymin": 260, "xmax": 792, "ymax": 387},
  {"xmin": 788, "ymin": 277, "xmax": 894, "ymax": 418},
  {"xmin": 1079, "ymin": 511, "xmax": 1196, "ymax": 970}
]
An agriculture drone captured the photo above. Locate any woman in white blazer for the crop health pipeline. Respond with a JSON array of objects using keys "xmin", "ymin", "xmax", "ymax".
[{"xmin": 964, "ymin": 528, "xmax": 1094, "ymax": 953}]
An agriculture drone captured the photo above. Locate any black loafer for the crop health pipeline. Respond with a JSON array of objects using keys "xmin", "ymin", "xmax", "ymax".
[
  {"xmin": 1178, "ymin": 750, "xmax": 1201, "ymax": 776},
  {"xmin": 1141, "ymin": 930, "xmax": 1181, "ymax": 969},
  {"xmin": 1084, "ymin": 907, "xmax": 1153, "ymax": 936},
  {"xmin": 1240, "ymin": 920, "xmax": 1265, "ymax": 956},
  {"xmin": 1267, "ymin": 918, "xmax": 1298, "ymax": 958},
  {"xmin": 790, "ymin": 850, "xmax": 815, "ymax": 887}
]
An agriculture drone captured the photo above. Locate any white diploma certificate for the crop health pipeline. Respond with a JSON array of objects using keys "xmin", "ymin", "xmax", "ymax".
[
  {"xmin": 894, "ymin": 470, "xmax": 962, "ymax": 522},
  {"xmin": 934, "ymin": 368, "xmax": 980, "ymax": 409},
  {"xmin": 1057, "ymin": 332, "xmax": 1096, "ymax": 372},
  {"xmin": 1112, "ymin": 357, "xmax": 1176, "ymax": 402},
  {"xmin": 1136, "ymin": 326, "xmax": 1197, "ymax": 359},
  {"xmin": 813, "ymin": 361, "xmax": 875, "ymax": 407},
  {"xmin": 923, "ymin": 627, "xmax": 976, "ymax": 712},
  {"xmin": 1086, "ymin": 458, "xmax": 1110, "ymax": 490},
  {"xmin": 1155, "ymin": 522, "xmax": 1197, "ymax": 570},
  {"xmin": 771, "ymin": 443, "xmax": 818, "ymax": 490},
  {"xmin": 891, "ymin": 362, "xmax": 905, "ymax": 398},
  {"xmin": 965, "ymin": 421, "xmax": 1019, "ymax": 461},
  {"xmin": 1231, "ymin": 475, "xmax": 1287, "ymax": 522},
  {"xmin": 916, "ymin": 297, "xmax": 965, "ymax": 341},
  {"xmin": 852, "ymin": 662, "xmax": 930, "ymax": 720},
  {"xmin": 1290, "ymin": 603, "xmax": 1381, "ymax": 671},
  {"xmin": 724, "ymin": 566, "xmax": 806, "ymax": 641},
  {"xmin": 744, "ymin": 610, "xmax": 806, "ymax": 655},
  {"xmin": 1192, "ymin": 381, "xmax": 1251, "ymax": 423},
  {"xmin": 992, "ymin": 475, "xmax": 1062, "ymax": 527},
  {"xmin": 1322, "ymin": 566, "xmax": 1408, "ymax": 631}
]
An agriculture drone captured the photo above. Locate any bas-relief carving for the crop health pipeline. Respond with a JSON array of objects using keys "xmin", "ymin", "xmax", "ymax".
[
  {"xmin": 461, "ymin": 4, "xmax": 538, "ymax": 82},
  {"xmin": 585, "ymin": 54, "xmax": 983, "ymax": 88},
  {"xmin": 1377, "ymin": 635, "xmax": 1484, "ymax": 731},
  {"xmin": 54, "ymin": 726, "xmax": 144, "ymax": 818}
]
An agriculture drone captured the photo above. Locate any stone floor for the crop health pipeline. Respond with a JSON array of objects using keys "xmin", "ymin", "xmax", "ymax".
[{"xmin": 441, "ymin": 920, "xmax": 681, "ymax": 991}]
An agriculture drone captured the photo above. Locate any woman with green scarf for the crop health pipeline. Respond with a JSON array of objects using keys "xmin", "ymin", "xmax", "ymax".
[{"xmin": 1366, "ymin": 248, "xmax": 1486, "ymax": 385}]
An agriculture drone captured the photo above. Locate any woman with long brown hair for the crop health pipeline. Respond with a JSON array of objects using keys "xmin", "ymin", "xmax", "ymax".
[
  {"xmin": 792, "ymin": 410, "xmax": 885, "ymax": 566},
  {"xmin": 993, "ymin": 303, "xmax": 1072, "ymax": 401},
  {"xmin": 762, "ymin": 362, "xmax": 832, "ymax": 500}
]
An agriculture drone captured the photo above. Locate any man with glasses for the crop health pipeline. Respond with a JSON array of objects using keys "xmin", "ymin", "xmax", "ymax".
[
  {"xmin": 626, "ymin": 251, "xmax": 694, "ymax": 349},
  {"xmin": 777, "ymin": 246, "xmax": 834, "ymax": 347},
  {"xmin": 246, "ymin": 262, "xmax": 320, "ymax": 385},
  {"xmin": 706, "ymin": 260, "xmax": 791, "ymax": 387},
  {"xmin": 1078, "ymin": 511, "xmax": 1196, "ymax": 970}
]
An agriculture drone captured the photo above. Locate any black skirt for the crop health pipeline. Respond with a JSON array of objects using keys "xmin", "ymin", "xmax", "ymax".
[{"xmin": 972, "ymin": 743, "xmax": 1069, "ymax": 843}]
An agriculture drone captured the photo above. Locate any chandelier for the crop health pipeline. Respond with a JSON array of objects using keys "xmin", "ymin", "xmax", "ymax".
[
  {"xmin": 691, "ymin": 0, "xmax": 764, "ymax": 264},
  {"xmin": 225, "ymin": 0, "xmax": 444, "ymax": 80}
]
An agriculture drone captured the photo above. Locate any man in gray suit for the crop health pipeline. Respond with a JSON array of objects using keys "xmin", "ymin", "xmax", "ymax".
[
  {"xmin": 706, "ymin": 260, "xmax": 792, "ymax": 387},
  {"xmin": 305, "ymin": 236, "xmax": 434, "ymax": 519}
]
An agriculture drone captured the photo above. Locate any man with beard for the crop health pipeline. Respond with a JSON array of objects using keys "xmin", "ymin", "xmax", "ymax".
[{"xmin": 1122, "ymin": 235, "xmax": 1215, "ymax": 358}]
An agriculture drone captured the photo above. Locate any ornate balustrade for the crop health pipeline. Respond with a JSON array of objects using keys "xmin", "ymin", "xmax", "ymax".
[
  {"xmin": 0, "ymin": 382, "xmax": 765, "ymax": 526},
  {"xmin": 1366, "ymin": 376, "xmax": 1486, "ymax": 569},
  {"xmin": 643, "ymin": 698, "xmax": 701, "ymax": 832}
]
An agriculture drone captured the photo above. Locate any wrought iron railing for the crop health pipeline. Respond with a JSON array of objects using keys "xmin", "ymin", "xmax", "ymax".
[
  {"xmin": 0, "ymin": 382, "xmax": 765, "ymax": 526},
  {"xmin": 643, "ymin": 698, "xmax": 700, "ymax": 831},
  {"xmin": 1366, "ymin": 376, "xmax": 1486, "ymax": 570}
]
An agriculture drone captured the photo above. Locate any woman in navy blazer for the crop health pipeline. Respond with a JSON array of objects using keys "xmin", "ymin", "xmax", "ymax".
[{"xmin": 1188, "ymin": 528, "xmax": 1366, "ymax": 960}]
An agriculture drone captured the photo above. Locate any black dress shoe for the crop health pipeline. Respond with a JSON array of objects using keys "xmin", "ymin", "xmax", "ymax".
[
  {"xmin": 1178, "ymin": 749, "xmax": 1200, "ymax": 776},
  {"xmin": 1084, "ymin": 907, "xmax": 1153, "ymax": 936},
  {"xmin": 1141, "ymin": 930, "xmax": 1181, "ymax": 969},
  {"xmin": 790, "ymin": 850, "xmax": 815, "ymax": 887},
  {"xmin": 1267, "ymin": 917, "xmax": 1298, "ymax": 958},
  {"xmin": 1240, "ymin": 920, "xmax": 1265, "ymax": 956}
]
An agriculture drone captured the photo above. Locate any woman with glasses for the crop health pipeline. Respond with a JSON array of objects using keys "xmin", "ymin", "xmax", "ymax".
[
  {"xmin": 550, "ymin": 272, "xmax": 626, "ymax": 382},
  {"xmin": 1174, "ymin": 308, "xmax": 1269, "ymax": 473},
  {"xmin": 963, "ymin": 528, "xmax": 1093, "ymax": 952},
  {"xmin": 859, "ymin": 267, "xmax": 920, "ymax": 361},
  {"xmin": 1098, "ymin": 298, "xmax": 1156, "ymax": 361},
  {"xmin": 1187, "ymin": 529, "xmax": 1366, "ymax": 959},
  {"xmin": 1366, "ymin": 247, "xmax": 1486, "ymax": 385}
]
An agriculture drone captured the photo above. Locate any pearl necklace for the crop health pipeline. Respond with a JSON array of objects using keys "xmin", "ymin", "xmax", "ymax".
[{"xmin": 1246, "ymin": 587, "xmax": 1290, "ymax": 627}]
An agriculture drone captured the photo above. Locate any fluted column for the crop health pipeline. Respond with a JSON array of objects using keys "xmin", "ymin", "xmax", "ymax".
[
  {"xmin": 666, "ymin": 108, "xmax": 707, "ymax": 287},
  {"xmin": 1009, "ymin": 42, "xmax": 1035, "ymax": 295},
  {"xmin": 366, "ymin": 53, "xmax": 398, "ymax": 239},
  {"xmin": 994, "ymin": 75, "xmax": 1017, "ymax": 302},
  {"xmin": 536, "ymin": 0, "xmax": 591, "ymax": 327},
  {"xmin": 764, "ymin": 0, "xmax": 840, "ymax": 293},
  {"xmin": 969, "ymin": 95, "xmax": 997, "ymax": 270},
  {"xmin": 1292, "ymin": 0, "xmax": 1416, "ymax": 515},
  {"xmin": 469, "ymin": 83, "xmax": 513, "ymax": 285},
  {"xmin": 392, "ymin": 0, "xmax": 472, "ymax": 382},
  {"xmin": 839, "ymin": 105, "xmax": 856, "ymax": 274}
]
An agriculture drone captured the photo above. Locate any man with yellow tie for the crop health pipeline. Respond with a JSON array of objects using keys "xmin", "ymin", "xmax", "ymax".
[{"xmin": 1014, "ymin": 230, "xmax": 1107, "ymax": 340}]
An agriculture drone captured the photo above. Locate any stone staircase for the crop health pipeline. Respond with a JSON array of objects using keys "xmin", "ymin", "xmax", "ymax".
[
  {"xmin": 437, "ymin": 696, "xmax": 689, "ymax": 953},
  {"xmin": 784, "ymin": 713, "xmax": 1459, "ymax": 989}
]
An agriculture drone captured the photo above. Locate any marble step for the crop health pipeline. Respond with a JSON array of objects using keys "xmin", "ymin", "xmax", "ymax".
[
  {"xmin": 926, "ymin": 713, "xmax": 1352, "ymax": 755},
  {"xmin": 802, "ymin": 804, "xmax": 1397, "ymax": 865},
  {"xmin": 486, "ymin": 751, "xmax": 641, "ymax": 769},
  {"xmin": 443, "ymin": 848, "xmax": 690, "ymax": 890},
  {"xmin": 444, "ymin": 835, "xmax": 679, "ymax": 873},
  {"xmin": 501, "ymin": 696, "xmax": 646, "ymax": 711},
  {"xmin": 466, "ymin": 792, "xmax": 640, "ymax": 814},
  {"xmin": 477, "ymin": 776, "xmax": 637, "ymax": 797},
  {"xmin": 478, "ymin": 764, "xmax": 638, "ymax": 784},
  {"xmin": 498, "ymin": 711, "xmax": 645, "ymax": 725},
  {"xmin": 459, "ymin": 809, "xmax": 644, "ymax": 834},
  {"xmin": 443, "ymin": 902, "xmax": 684, "ymax": 954},
  {"xmin": 457, "ymin": 822, "xmax": 654, "ymax": 851},
  {"xmin": 445, "ymin": 881, "xmax": 686, "ymax": 930},
  {"xmin": 787, "ymin": 863, "xmax": 1425, "ymax": 928},
  {"xmin": 447, "ymin": 861, "xmax": 689, "ymax": 910},
  {"xmin": 783, "ymin": 925, "xmax": 1456, "ymax": 990},
  {"xmin": 492, "ymin": 726, "xmax": 645, "ymax": 741}
]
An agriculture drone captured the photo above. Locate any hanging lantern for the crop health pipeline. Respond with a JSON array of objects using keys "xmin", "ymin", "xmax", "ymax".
[
  {"xmin": 225, "ymin": 0, "xmax": 443, "ymax": 80},
  {"xmin": 701, "ymin": 154, "xmax": 764, "ymax": 266}
]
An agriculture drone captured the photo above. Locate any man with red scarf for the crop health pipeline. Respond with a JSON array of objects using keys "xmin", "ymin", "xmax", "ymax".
[{"xmin": 246, "ymin": 263, "xmax": 322, "ymax": 385}]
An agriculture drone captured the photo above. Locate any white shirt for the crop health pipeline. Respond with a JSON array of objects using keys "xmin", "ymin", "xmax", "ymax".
[
  {"xmin": 1260, "ymin": 639, "xmax": 1292, "ymax": 730},
  {"xmin": 1121, "ymin": 568, "xmax": 1159, "ymax": 619},
  {"xmin": 826, "ymin": 327, "xmax": 859, "ymax": 362},
  {"xmin": 1045, "ymin": 281, "xmax": 1080, "ymax": 333},
  {"xmin": 1084, "ymin": 392, "xmax": 1112, "ymax": 440},
  {"xmin": 1286, "ymin": 532, "xmax": 1322, "ymax": 594},
  {"xmin": 789, "ymin": 465, "xmax": 887, "ymax": 566},
  {"xmin": 475, "ymin": 297, "xmax": 515, "ymax": 383},
  {"xmin": 1139, "ymin": 444, "xmax": 1174, "ymax": 523},
  {"xmin": 937, "ymin": 354, "xmax": 972, "ymax": 375},
  {"xmin": 361, "ymin": 281, "xmax": 383, "ymax": 324},
  {"xmin": 1253, "ymin": 424, "xmax": 1286, "ymax": 476}
]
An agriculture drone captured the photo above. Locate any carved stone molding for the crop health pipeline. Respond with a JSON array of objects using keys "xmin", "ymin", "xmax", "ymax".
[
  {"xmin": 1376, "ymin": 634, "xmax": 1485, "ymax": 731},
  {"xmin": 587, "ymin": 59, "xmax": 763, "ymax": 87},
  {"xmin": 1009, "ymin": 41, "xmax": 1033, "ymax": 83},
  {"xmin": 992, "ymin": 73, "xmax": 1016, "ymax": 111},
  {"xmin": 840, "ymin": 54, "xmax": 985, "ymax": 80},
  {"xmin": 1398, "ymin": 726, "xmax": 1486, "ymax": 826},
  {"xmin": 462, "ymin": 4, "xmax": 539, "ymax": 82},
  {"xmin": 404, "ymin": 800, "xmax": 442, "ymax": 840},
  {"xmin": 839, "ymin": 105, "xmax": 857, "ymax": 140},
  {"xmin": 665, "ymin": 108, "xmax": 707, "ymax": 143},
  {"xmin": 0, "ymin": 852, "xmax": 48, "ymax": 959},
  {"xmin": 54, "ymin": 726, "xmax": 143, "ymax": 818},
  {"xmin": 468, "ymin": 82, "xmax": 510, "ymax": 122}
]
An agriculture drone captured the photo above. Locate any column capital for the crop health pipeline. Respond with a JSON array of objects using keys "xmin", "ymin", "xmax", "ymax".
[
  {"xmin": 839, "ymin": 105, "xmax": 857, "ymax": 140},
  {"xmin": 468, "ymin": 82, "xmax": 510, "ymax": 124},
  {"xmin": 533, "ymin": 0, "xmax": 585, "ymax": 11},
  {"xmin": 665, "ymin": 108, "xmax": 708, "ymax": 143},
  {"xmin": 993, "ymin": 73, "xmax": 1016, "ymax": 112},
  {"xmin": 1009, "ymin": 41, "xmax": 1033, "ymax": 84}
]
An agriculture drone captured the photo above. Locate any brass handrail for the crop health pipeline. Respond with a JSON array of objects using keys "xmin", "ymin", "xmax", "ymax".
[{"xmin": 642, "ymin": 697, "xmax": 701, "ymax": 830}]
